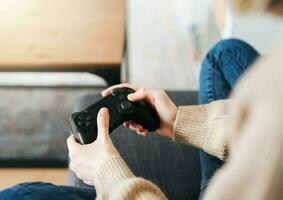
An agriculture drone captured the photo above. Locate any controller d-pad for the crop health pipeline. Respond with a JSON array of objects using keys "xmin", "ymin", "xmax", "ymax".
[
  {"xmin": 78, "ymin": 113, "xmax": 92, "ymax": 120},
  {"xmin": 75, "ymin": 112, "xmax": 94, "ymax": 129}
]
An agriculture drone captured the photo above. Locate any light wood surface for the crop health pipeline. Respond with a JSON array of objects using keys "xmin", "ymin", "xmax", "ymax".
[
  {"xmin": 212, "ymin": 0, "xmax": 226, "ymax": 32},
  {"xmin": 0, "ymin": 168, "xmax": 68, "ymax": 189},
  {"xmin": 0, "ymin": 0, "xmax": 125, "ymax": 68}
]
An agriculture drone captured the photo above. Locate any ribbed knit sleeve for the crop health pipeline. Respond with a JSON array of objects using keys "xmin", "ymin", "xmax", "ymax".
[
  {"xmin": 93, "ymin": 156, "xmax": 135, "ymax": 194},
  {"xmin": 93, "ymin": 156, "xmax": 167, "ymax": 200},
  {"xmin": 173, "ymin": 99, "xmax": 232, "ymax": 160}
]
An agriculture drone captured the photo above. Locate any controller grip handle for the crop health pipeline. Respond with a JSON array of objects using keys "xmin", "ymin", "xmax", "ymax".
[{"xmin": 131, "ymin": 103, "xmax": 160, "ymax": 131}]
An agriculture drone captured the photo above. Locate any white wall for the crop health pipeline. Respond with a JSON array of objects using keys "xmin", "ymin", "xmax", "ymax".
[
  {"xmin": 127, "ymin": 0, "xmax": 212, "ymax": 90},
  {"xmin": 224, "ymin": 9, "xmax": 283, "ymax": 54}
]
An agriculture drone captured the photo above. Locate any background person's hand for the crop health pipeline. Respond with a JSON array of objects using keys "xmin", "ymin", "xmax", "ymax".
[
  {"xmin": 102, "ymin": 84, "xmax": 177, "ymax": 138},
  {"xmin": 67, "ymin": 108, "xmax": 119, "ymax": 185}
]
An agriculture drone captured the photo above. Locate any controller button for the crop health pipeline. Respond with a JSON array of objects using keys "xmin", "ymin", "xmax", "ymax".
[
  {"xmin": 127, "ymin": 88, "xmax": 135, "ymax": 94},
  {"xmin": 85, "ymin": 121, "xmax": 92, "ymax": 127},
  {"xmin": 77, "ymin": 120, "xmax": 84, "ymax": 126},
  {"xmin": 120, "ymin": 101, "xmax": 132, "ymax": 110},
  {"xmin": 118, "ymin": 88, "xmax": 126, "ymax": 93},
  {"xmin": 86, "ymin": 115, "xmax": 92, "ymax": 120},
  {"xmin": 118, "ymin": 94, "xmax": 127, "ymax": 100},
  {"xmin": 111, "ymin": 88, "xmax": 120, "ymax": 96},
  {"xmin": 78, "ymin": 115, "xmax": 85, "ymax": 120}
]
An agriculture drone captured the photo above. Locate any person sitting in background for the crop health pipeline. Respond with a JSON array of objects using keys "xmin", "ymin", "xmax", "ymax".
[{"xmin": 1, "ymin": 0, "xmax": 283, "ymax": 199}]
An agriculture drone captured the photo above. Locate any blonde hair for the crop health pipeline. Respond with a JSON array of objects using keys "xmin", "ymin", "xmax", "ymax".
[{"xmin": 233, "ymin": 0, "xmax": 283, "ymax": 15}]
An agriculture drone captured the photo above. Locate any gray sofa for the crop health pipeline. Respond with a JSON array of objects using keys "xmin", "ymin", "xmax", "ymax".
[{"xmin": 69, "ymin": 91, "xmax": 201, "ymax": 200}]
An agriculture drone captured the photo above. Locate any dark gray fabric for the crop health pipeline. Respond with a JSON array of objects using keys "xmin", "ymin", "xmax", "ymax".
[
  {"xmin": 69, "ymin": 91, "xmax": 201, "ymax": 200},
  {"xmin": 0, "ymin": 87, "xmax": 101, "ymax": 167}
]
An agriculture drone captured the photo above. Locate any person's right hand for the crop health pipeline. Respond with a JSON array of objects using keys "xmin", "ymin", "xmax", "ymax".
[{"xmin": 101, "ymin": 84, "xmax": 177, "ymax": 138}]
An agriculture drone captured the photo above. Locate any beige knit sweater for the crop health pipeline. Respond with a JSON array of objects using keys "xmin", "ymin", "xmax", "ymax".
[{"xmin": 93, "ymin": 41, "xmax": 283, "ymax": 200}]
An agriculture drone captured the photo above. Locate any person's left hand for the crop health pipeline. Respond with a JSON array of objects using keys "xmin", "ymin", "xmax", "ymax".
[{"xmin": 67, "ymin": 107, "xmax": 120, "ymax": 185}]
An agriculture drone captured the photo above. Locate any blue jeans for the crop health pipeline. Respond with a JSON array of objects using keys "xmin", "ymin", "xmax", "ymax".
[
  {"xmin": 198, "ymin": 39, "xmax": 259, "ymax": 196},
  {"xmin": 0, "ymin": 182, "xmax": 96, "ymax": 200}
]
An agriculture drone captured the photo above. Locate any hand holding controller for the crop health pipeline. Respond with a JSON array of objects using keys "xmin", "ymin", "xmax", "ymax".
[{"xmin": 69, "ymin": 87, "xmax": 160, "ymax": 144}]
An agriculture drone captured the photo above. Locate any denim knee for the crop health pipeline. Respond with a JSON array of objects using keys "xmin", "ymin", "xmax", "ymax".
[
  {"xmin": 16, "ymin": 182, "xmax": 53, "ymax": 188},
  {"xmin": 212, "ymin": 38, "xmax": 252, "ymax": 50},
  {"xmin": 206, "ymin": 38, "xmax": 260, "ymax": 70},
  {"xmin": 0, "ymin": 182, "xmax": 96, "ymax": 200},
  {"xmin": 0, "ymin": 182, "xmax": 47, "ymax": 200}
]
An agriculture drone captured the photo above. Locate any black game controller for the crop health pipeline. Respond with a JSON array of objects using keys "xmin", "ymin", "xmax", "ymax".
[{"xmin": 69, "ymin": 87, "xmax": 160, "ymax": 144}]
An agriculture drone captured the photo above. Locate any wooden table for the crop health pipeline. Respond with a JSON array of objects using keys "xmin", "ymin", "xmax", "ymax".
[
  {"xmin": 0, "ymin": 168, "xmax": 68, "ymax": 189},
  {"xmin": 0, "ymin": 0, "xmax": 125, "ymax": 85}
]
